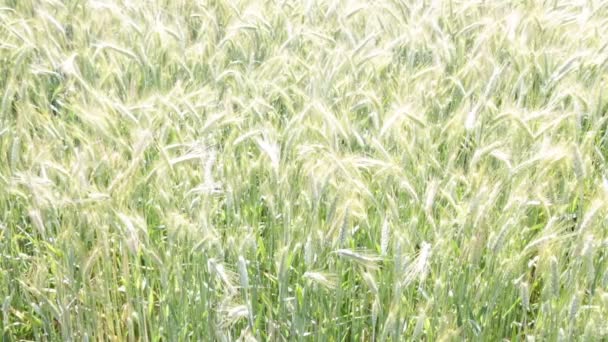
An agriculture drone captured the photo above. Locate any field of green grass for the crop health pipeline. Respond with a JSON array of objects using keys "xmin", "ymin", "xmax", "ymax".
[{"xmin": 1, "ymin": 0, "xmax": 608, "ymax": 340}]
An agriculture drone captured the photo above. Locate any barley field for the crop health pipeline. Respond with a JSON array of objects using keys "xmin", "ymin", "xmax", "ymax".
[{"xmin": 1, "ymin": 0, "xmax": 608, "ymax": 340}]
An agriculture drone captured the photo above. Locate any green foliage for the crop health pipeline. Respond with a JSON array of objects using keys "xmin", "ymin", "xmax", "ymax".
[{"xmin": 1, "ymin": 0, "xmax": 608, "ymax": 340}]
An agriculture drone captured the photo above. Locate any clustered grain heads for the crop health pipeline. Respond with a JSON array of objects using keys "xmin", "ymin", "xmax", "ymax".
[{"xmin": 1, "ymin": 0, "xmax": 607, "ymax": 340}]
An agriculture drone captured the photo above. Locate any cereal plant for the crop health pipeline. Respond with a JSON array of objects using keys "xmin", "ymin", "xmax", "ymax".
[{"xmin": 1, "ymin": 0, "xmax": 608, "ymax": 340}]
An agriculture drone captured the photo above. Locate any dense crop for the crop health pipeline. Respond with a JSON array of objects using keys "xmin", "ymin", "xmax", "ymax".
[{"xmin": 1, "ymin": 0, "xmax": 608, "ymax": 340}]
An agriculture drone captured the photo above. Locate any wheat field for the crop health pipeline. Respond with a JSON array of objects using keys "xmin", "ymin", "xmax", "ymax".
[{"xmin": 1, "ymin": 0, "xmax": 608, "ymax": 340}]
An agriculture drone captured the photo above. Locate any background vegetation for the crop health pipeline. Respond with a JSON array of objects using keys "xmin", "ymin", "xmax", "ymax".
[{"xmin": 1, "ymin": 0, "xmax": 608, "ymax": 340}]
